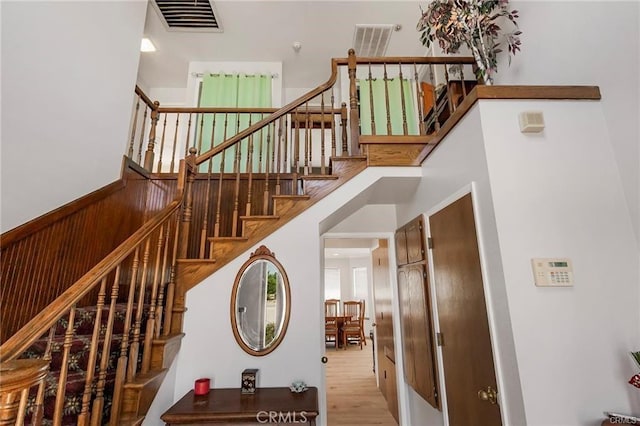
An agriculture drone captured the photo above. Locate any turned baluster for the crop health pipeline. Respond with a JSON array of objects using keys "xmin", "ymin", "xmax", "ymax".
[
  {"xmin": 320, "ymin": 93, "xmax": 326, "ymax": 175},
  {"xmin": 383, "ymin": 63, "xmax": 392, "ymax": 135},
  {"xmin": 429, "ymin": 63, "xmax": 441, "ymax": 132},
  {"xmin": 347, "ymin": 48, "xmax": 360, "ymax": 155},
  {"xmin": 183, "ymin": 113, "xmax": 193, "ymax": 157},
  {"xmin": 143, "ymin": 101, "xmax": 160, "ymax": 171},
  {"xmin": 179, "ymin": 148, "xmax": 197, "ymax": 259},
  {"xmin": 53, "ymin": 306, "xmax": 76, "ymax": 426},
  {"xmin": 213, "ymin": 114, "xmax": 229, "ymax": 238},
  {"xmin": 263, "ymin": 122, "xmax": 272, "ymax": 215},
  {"xmin": 155, "ymin": 220, "xmax": 172, "ymax": 337},
  {"xmin": 170, "ymin": 114, "xmax": 180, "ymax": 173},
  {"xmin": 110, "ymin": 247, "xmax": 140, "ymax": 423},
  {"xmin": 398, "ymin": 64, "xmax": 409, "ymax": 135},
  {"xmin": 91, "ymin": 266, "xmax": 121, "ymax": 426},
  {"xmin": 275, "ymin": 117, "xmax": 284, "ymax": 195},
  {"xmin": 127, "ymin": 238, "xmax": 151, "ymax": 382},
  {"xmin": 142, "ymin": 226, "xmax": 166, "ymax": 373},
  {"xmin": 245, "ymin": 133, "xmax": 255, "ymax": 217},
  {"xmin": 231, "ymin": 141, "xmax": 242, "ymax": 236},
  {"xmin": 340, "ymin": 103, "xmax": 348, "ymax": 156},
  {"xmin": 200, "ymin": 155, "xmax": 213, "ymax": 259},
  {"xmin": 30, "ymin": 326, "xmax": 55, "ymax": 425},
  {"xmin": 283, "ymin": 116, "xmax": 289, "ymax": 174},
  {"xmin": 368, "ymin": 63, "xmax": 376, "ymax": 135},
  {"xmin": 137, "ymin": 106, "xmax": 148, "ymax": 164},
  {"xmin": 330, "ymin": 90, "xmax": 337, "ymax": 158},
  {"xmin": 258, "ymin": 114, "xmax": 265, "ymax": 173},
  {"xmin": 156, "ymin": 113, "xmax": 168, "ymax": 173},
  {"xmin": 444, "ymin": 65, "xmax": 454, "ymax": 114},
  {"xmin": 304, "ymin": 102, "xmax": 310, "ymax": 175},
  {"xmin": 77, "ymin": 278, "xmax": 108, "ymax": 426},
  {"xmin": 199, "ymin": 113, "xmax": 217, "ymax": 257},
  {"xmin": 128, "ymin": 98, "xmax": 140, "ymax": 158},
  {"xmin": 165, "ymin": 210, "xmax": 182, "ymax": 335},
  {"xmin": 413, "ymin": 63, "xmax": 426, "ymax": 136}
]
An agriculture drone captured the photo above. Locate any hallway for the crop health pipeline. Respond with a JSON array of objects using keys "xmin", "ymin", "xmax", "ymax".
[{"xmin": 325, "ymin": 340, "xmax": 398, "ymax": 426}]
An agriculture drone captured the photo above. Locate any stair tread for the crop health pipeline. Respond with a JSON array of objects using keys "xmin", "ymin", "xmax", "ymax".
[
  {"xmin": 123, "ymin": 368, "xmax": 168, "ymax": 387},
  {"xmin": 300, "ymin": 174, "xmax": 339, "ymax": 180},
  {"xmin": 272, "ymin": 194, "xmax": 310, "ymax": 199},
  {"xmin": 239, "ymin": 215, "xmax": 280, "ymax": 220},
  {"xmin": 177, "ymin": 258, "xmax": 217, "ymax": 264},
  {"xmin": 331, "ymin": 155, "xmax": 367, "ymax": 161},
  {"xmin": 207, "ymin": 236, "xmax": 249, "ymax": 242}
]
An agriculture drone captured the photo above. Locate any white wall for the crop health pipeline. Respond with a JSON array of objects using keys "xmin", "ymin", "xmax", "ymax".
[
  {"xmin": 144, "ymin": 165, "xmax": 422, "ymax": 426},
  {"xmin": 1, "ymin": 0, "xmax": 147, "ymax": 232},
  {"xmin": 481, "ymin": 100, "xmax": 640, "ymax": 424},
  {"xmin": 501, "ymin": 1, "xmax": 640, "ymax": 246},
  {"xmin": 396, "ymin": 98, "xmax": 639, "ymax": 426},
  {"xmin": 396, "ymin": 105, "xmax": 523, "ymax": 425}
]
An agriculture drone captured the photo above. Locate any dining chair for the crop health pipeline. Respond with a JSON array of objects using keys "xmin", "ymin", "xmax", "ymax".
[
  {"xmin": 324, "ymin": 299, "xmax": 340, "ymax": 350},
  {"xmin": 342, "ymin": 300, "xmax": 365, "ymax": 350}
]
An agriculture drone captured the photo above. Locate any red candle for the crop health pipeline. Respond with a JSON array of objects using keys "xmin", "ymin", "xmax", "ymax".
[{"xmin": 194, "ymin": 378, "xmax": 210, "ymax": 395}]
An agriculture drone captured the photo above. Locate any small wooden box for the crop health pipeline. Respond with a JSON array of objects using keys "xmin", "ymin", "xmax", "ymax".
[{"xmin": 241, "ymin": 368, "xmax": 258, "ymax": 394}]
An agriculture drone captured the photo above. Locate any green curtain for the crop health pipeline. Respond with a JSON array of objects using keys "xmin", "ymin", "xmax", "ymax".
[
  {"xmin": 198, "ymin": 74, "xmax": 272, "ymax": 172},
  {"xmin": 358, "ymin": 78, "xmax": 418, "ymax": 136}
]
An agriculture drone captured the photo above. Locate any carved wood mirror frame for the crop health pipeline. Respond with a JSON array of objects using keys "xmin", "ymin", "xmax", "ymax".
[{"xmin": 230, "ymin": 245, "xmax": 291, "ymax": 356}]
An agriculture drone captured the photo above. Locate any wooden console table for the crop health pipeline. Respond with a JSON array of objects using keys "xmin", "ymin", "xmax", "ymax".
[{"xmin": 161, "ymin": 387, "xmax": 318, "ymax": 425}]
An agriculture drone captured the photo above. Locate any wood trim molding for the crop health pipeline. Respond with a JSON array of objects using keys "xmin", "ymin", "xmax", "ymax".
[{"xmin": 417, "ymin": 85, "xmax": 601, "ymax": 163}]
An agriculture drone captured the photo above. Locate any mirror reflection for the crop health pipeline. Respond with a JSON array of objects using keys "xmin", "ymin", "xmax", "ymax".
[{"xmin": 231, "ymin": 246, "xmax": 290, "ymax": 356}]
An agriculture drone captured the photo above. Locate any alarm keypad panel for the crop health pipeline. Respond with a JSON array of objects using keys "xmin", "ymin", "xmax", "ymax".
[{"xmin": 531, "ymin": 258, "xmax": 574, "ymax": 287}]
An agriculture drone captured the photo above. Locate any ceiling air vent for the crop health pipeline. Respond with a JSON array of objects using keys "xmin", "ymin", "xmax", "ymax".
[
  {"xmin": 352, "ymin": 24, "xmax": 394, "ymax": 57},
  {"xmin": 153, "ymin": 0, "xmax": 222, "ymax": 32}
]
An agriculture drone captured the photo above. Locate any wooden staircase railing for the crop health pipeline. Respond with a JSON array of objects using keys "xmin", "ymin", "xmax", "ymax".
[
  {"xmin": 0, "ymin": 157, "xmax": 195, "ymax": 425},
  {"xmin": 129, "ymin": 50, "xmax": 481, "ymax": 173},
  {"xmin": 1, "ymin": 50, "xmax": 483, "ymax": 425}
]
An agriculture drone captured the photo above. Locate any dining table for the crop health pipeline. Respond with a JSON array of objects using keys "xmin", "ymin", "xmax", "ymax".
[{"xmin": 325, "ymin": 315, "xmax": 352, "ymax": 347}]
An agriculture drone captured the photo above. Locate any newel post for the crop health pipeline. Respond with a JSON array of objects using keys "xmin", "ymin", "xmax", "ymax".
[
  {"xmin": 169, "ymin": 149, "xmax": 197, "ymax": 335},
  {"xmin": 347, "ymin": 48, "xmax": 360, "ymax": 155},
  {"xmin": 143, "ymin": 101, "xmax": 160, "ymax": 171},
  {"xmin": 178, "ymin": 147, "xmax": 197, "ymax": 260}
]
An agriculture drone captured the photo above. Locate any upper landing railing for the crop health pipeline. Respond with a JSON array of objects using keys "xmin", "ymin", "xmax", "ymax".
[{"xmin": 128, "ymin": 50, "xmax": 481, "ymax": 175}]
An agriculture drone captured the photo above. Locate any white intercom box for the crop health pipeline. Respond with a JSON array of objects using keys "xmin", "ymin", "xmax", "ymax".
[{"xmin": 531, "ymin": 258, "xmax": 574, "ymax": 287}]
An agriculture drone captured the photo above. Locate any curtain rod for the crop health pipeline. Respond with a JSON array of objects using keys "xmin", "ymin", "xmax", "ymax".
[{"xmin": 191, "ymin": 72, "xmax": 279, "ymax": 78}]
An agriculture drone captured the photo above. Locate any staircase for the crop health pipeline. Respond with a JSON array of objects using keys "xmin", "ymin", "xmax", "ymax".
[
  {"xmin": 0, "ymin": 51, "xmax": 482, "ymax": 424},
  {"xmin": 21, "ymin": 305, "xmax": 134, "ymax": 425}
]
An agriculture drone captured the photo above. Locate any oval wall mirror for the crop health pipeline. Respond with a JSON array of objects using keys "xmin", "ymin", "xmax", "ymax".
[{"xmin": 230, "ymin": 245, "xmax": 291, "ymax": 356}]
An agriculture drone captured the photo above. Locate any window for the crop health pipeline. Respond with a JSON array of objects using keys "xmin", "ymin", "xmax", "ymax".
[
  {"xmin": 352, "ymin": 267, "xmax": 368, "ymax": 300},
  {"xmin": 324, "ymin": 268, "xmax": 341, "ymax": 300}
]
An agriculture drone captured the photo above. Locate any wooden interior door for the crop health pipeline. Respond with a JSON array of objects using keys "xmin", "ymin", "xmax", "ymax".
[
  {"xmin": 428, "ymin": 193, "xmax": 502, "ymax": 426},
  {"xmin": 372, "ymin": 239, "xmax": 399, "ymax": 422}
]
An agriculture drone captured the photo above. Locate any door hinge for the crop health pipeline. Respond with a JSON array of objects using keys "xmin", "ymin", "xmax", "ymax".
[
  {"xmin": 423, "ymin": 270, "xmax": 428, "ymax": 279},
  {"xmin": 427, "ymin": 237, "xmax": 433, "ymax": 249},
  {"xmin": 436, "ymin": 332, "xmax": 444, "ymax": 346}
]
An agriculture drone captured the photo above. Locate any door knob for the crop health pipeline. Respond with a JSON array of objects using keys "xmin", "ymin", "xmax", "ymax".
[{"xmin": 477, "ymin": 386, "xmax": 498, "ymax": 405}]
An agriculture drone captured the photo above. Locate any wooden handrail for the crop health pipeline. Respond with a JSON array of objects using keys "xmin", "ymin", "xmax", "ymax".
[
  {"xmin": 135, "ymin": 85, "xmax": 157, "ymax": 111},
  {"xmin": 157, "ymin": 107, "xmax": 280, "ymax": 114},
  {"xmin": 335, "ymin": 56, "xmax": 476, "ymax": 65},
  {"xmin": 0, "ymin": 162, "xmax": 188, "ymax": 362}
]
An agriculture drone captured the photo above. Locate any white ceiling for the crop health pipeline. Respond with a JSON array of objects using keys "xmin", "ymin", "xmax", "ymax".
[{"xmin": 137, "ymin": 0, "xmax": 428, "ymax": 90}]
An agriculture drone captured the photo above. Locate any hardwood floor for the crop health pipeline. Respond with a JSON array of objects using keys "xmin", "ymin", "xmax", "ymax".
[{"xmin": 325, "ymin": 339, "xmax": 398, "ymax": 426}]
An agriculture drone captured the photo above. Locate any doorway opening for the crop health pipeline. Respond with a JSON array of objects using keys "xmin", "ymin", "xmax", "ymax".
[{"xmin": 322, "ymin": 237, "xmax": 398, "ymax": 426}]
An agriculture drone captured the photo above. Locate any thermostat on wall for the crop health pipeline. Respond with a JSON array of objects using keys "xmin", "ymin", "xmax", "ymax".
[{"xmin": 531, "ymin": 258, "xmax": 574, "ymax": 287}]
